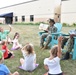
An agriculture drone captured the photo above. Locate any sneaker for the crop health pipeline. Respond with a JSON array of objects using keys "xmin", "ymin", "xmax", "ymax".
[{"xmin": 35, "ymin": 64, "xmax": 39, "ymax": 68}]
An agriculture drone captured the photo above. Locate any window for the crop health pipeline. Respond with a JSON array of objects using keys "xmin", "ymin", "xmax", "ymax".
[
  {"xmin": 22, "ymin": 16, "xmax": 25, "ymax": 22},
  {"xmin": 30, "ymin": 15, "xmax": 34, "ymax": 22},
  {"xmin": 15, "ymin": 16, "xmax": 18, "ymax": 22}
]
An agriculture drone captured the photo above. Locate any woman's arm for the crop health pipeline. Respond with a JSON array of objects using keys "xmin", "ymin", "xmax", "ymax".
[{"xmin": 57, "ymin": 36, "xmax": 62, "ymax": 58}]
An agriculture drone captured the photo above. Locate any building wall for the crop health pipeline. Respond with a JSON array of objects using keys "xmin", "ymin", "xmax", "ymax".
[
  {"xmin": 61, "ymin": 0, "xmax": 76, "ymax": 24},
  {"xmin": 0, "ymin": 0, "xmax": 55, "ymax": 23},
  {"xmin": 0, "ymin": 0, "xmax": 76, "ymax": 24}
]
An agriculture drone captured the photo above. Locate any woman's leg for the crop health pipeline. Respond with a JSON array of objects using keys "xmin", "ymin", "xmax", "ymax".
[
  {"xmin": 62, "ymin": 37, "xmax": 74, "ymax": 60},
  {"xmin": 40, "ymin": 33, "xmax": 48, "ymax": 49},
  {"xmin": 61, "ymin": 37, "xmax": 68, "ymax": 49},
  {"xmin": 43, "ymin": 34, "xmax": 52, "ymax": 49}
]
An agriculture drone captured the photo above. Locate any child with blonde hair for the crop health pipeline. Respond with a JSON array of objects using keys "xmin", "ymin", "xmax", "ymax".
[
  {"xmin": 19, "ymin": 43, "xmax": 39, "ymax": 71},
  {"xmin": 44, "ymin": 36, "xmax": 63, "ymax": 75}
]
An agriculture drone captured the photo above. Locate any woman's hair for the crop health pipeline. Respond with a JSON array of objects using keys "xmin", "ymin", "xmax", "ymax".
[
  {"xmin": 13, "ymin": 32, "xmax": 19, "ymax": 39},
  {"xmin": 22, "ymin": 43, "xmax": 35, "ymax": 55},
  {"xmin": 50, "ymin": 45, "xmax": 58, "ymax": 57}
]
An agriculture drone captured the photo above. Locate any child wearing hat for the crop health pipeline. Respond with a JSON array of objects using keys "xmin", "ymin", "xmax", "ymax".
[{"xmin": 0, "ymin": 50, "xmax": 19, "ymax": 75}]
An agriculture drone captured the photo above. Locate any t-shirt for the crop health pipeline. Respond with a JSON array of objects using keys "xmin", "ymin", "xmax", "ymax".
[
  {"xmin": 44, "ymin": 57, "xmax": 62, "ymax": 74},
  {"xmin": 0, "ymin": 64, "xmax": 10, "ymax": 75},
  {"xmin": 12, "ymin": 38, "xmax": 19, "ymax": 48},
  {"xmin": 2, "ymin": 45, "xmax": 8, "ymax": 59},
  {"xmin": 0, "ymin": 30, "xmax": 10, "ymax": 41},
  {"xmin": 22, "ymin": 50, "xmax": 36, "ymax": 71}
]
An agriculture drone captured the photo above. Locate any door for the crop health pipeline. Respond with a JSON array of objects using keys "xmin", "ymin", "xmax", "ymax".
[{"xmin": 5, "ymin": 17, "xmax": 13, "ymax": 24}]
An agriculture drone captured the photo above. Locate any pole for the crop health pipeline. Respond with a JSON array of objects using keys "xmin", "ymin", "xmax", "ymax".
[{"xmin": 54, "ymin": 0, "xmax": 61, "ymax": 23}]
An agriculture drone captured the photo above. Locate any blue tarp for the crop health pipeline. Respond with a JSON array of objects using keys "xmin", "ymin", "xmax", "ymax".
[{"xmin": 0, "ymin": 12, "xmax": 13, "ymax": 17}]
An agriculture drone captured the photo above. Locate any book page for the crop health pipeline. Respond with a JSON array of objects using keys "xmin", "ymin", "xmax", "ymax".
[
  {"xmin": 39, "ymin": 23, "xmax": 49, "ymax": 30},
  {"xmin": 69, "ymin": 30, "xmax": 76, "ymax": 35}
]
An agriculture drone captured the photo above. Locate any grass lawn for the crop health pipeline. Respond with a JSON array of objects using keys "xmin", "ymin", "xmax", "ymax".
[{"xmin": 0, "ymin": 25, "xmax": 76, "ymax": 75}]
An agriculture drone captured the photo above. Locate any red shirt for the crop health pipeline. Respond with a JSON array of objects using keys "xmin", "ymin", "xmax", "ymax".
[{"xmin": 2, "ymin": 45, "xmax": 8, "ymax": 59}]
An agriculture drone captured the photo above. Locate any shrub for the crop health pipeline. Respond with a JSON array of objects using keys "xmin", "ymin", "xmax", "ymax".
[
  {"xmin": 72, "ymin": 23, "xmax": 76, "ymax": 26},
  {"xmin": 13, "ymin": 22, "xmax": 47, "ymax": 25},
  {"xmin": 62, "ymin": 23, "xmax": 70, "ymax": 27},
  {"xmin": 0, "ymin": 22, "xmax": 2, "ymax": 24}
]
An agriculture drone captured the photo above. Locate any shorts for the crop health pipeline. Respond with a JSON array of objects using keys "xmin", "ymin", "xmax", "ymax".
[
  {"xmin": 48, "ymin": 73, "xmax": 63, "ymax": 75},
  {"xmin": 5, "ymin": 53, "xmax": 13, "ymax": 59}
]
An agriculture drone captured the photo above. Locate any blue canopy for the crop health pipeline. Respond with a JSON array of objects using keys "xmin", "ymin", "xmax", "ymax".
[{"xmin": 0, "ymin": 12, "xmax": 13, "ymax": 17}]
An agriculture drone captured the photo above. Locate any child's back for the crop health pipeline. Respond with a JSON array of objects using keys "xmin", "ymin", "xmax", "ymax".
[
  {"xmin": 22, "ymin": 52, "xmax": 36, "ymax": 71},
  {"xmin": 44, "ymin": 36, "xmax": 63, "ymax": 75},
  {"xmin": 20, "ymin": 43, "xmax": 38, "ymax": 71}
]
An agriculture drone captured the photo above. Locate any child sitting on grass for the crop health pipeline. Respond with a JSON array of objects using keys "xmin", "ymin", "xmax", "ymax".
[
  {"xmin": 19, "ymin": 43, "xmax": 39, "ymax": 71},
  {"xmin": 44, "ymin": 36, "xmax": 63, "ymax": 75},
  {"xmin": 0, "ymin": 25, "xmax": 12, "ymax": 44},
  {"xmin": 0, "ymin": 50, "xmax": 19, "ymax": 75},
  {"xmin": 11, "ymin": 32, "xmax": 22, "ymax": 50},
  {"xmin": 1, "ymin": 41, "xmax": 14, "ymax": 59}
]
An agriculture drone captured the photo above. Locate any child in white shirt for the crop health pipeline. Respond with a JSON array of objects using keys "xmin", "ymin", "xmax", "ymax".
[
  {"xmin": 11, "ymin": 32, "xmax": 22, "ymax": 50},
  {"xmin": 19, "ymin": 43, "xmax": 39, "ymax": 71},
  {"xmin": 44, "ymin": 36, "xmax": 63, "ymax": 75}
]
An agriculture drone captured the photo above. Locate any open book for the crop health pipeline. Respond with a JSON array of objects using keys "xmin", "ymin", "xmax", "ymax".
[
  {"xmin": 39, "ymin": 23, "xmax": 49, "ymax": 30},
  {"xmin": 69, "ymin": 30, "xmax": 76, "ymax": 35}
]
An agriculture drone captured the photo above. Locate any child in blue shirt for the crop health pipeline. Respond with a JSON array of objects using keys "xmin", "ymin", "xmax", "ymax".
[{"xmin": 0, "ymin": 50, "xmax": 19, "ymax": 75}]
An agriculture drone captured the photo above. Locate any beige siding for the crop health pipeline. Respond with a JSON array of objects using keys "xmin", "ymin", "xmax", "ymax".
[
  {"xmin": 61, "ymin": 0, "xmax": 76, "ymax": 24},
  {"xmin": 0, "ymin": 0, "xmax": 55, "ymax": 23},
  {"xmin": 0, "ymin": 0, "xmax": 76, "ymax": 24}
]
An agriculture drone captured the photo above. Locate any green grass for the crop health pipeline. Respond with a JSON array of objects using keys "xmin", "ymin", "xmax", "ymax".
[{"xmin": 0, "ymin": 25, "xmax": 76, "ymax": 75}]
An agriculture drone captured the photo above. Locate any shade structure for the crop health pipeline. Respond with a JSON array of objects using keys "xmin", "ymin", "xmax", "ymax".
[{"xmin": 0, "ymin": 12, "xmax": 13, "ymax": 17}]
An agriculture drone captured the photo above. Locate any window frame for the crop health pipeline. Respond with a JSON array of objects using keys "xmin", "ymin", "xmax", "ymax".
[
  {"xmin": 30, "ymin": 15, "xmax": 34, "ymax": 22},
  {"xmin": 22, "ymin": 15, "xmax": 25, "ymax": 22}
]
